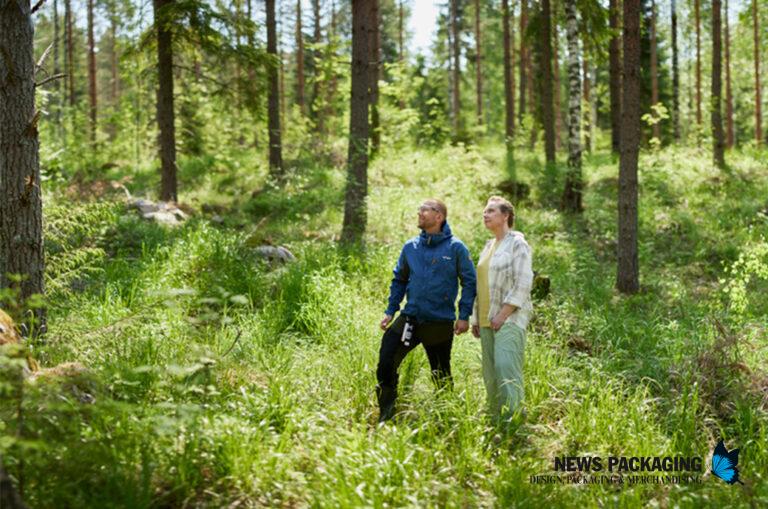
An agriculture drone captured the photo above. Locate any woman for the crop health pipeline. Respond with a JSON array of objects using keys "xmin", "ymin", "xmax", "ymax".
[{"xmin": 471, "ymin": 196, "xmax": 533, "ymax": 422}]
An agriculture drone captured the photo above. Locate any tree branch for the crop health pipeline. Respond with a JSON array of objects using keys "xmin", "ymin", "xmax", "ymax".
[
  {"xmin": 31, "ymin": 0, "xmax": 48, "ymax": 14},
  {"xmin": 35, "ymin": 73, "xmax": 66, "ymax": 88}
]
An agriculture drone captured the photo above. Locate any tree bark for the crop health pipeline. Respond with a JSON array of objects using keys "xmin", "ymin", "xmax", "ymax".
[
  {"xmin": 754, "ymin": 0, "xmax": 762, "ymax": 145},
  {"xmin": 711, "ymin": 0, "xmax": 725, "ymax": 168},
  {"xmin": 398, "ymin": 0, "xmax": 405, "ymax": 109},
  {"xmin": 561, "ymin": 0, "xmax": 582, "ymax": 213},
  {"xmin": 65, "ymin": 0, "xmax": 75, "ymax": 107},
  {"xmin": 519, "ymin": 0, "xmax": 528, "ymax": 123},
  {"xmin": 583, "ymin": 55, "xmax": 591, "ymax": 153},
  {"xmin": 296, "ymin": 0, "xmax": 306, "ymax": 115},
  {"xmin": 503, "ymin": 0, "xmax": 514, "ymax": 140},
  {"xmin": 0, "ymin": 0, "xmax": 46, "ymax": 323},
  {"xmin": 311, "ymin": 0, "xmax": 324, "ymax": 132},
  {"xmin": 341, "ymin": 0, "xmax": 372, "ymax": 244},
  {"xmin": 650, "ymin": 0, "xmax": 659, "ymax": 142},
  {"xmin": 450, "ymin": 0, "xmax": 462, "ymax": 140},
  {"xmin": 695, "ymin": 0, "xmax": 702, "ymax": 126},
  {"xmin": 110, "ymin": 14, "xmax": 119, "ymax": 106},
  {"xmin": 369, "ymin": 0, "xmax": 381, "ymax": 155},
  {"xmin": 154, "ymin": 0, "xmax": 178, "ymax": 202},
  {"xmin": 541, "ymin": 0, "xmax": 556, "ymax": 164},
  {"xmin": 552, "ymin": 1, "xmax": 562, "ymax": 151},
  {"xmin": 87, "ymin": 0, "xmax": 97, "ymax": 144},
  {"xmin": 475, "ymin": 0, "xmax": 483, "ymax": 127},
  {"xmin": 671, "ymin": 0, "xmax": 680, "ymax": 141},
  {"xmin": 609, "ymin": 0, "xmax": 621, "ymax": 153},
  {"xmin": 53, "ymin": 0, "xmax": 61, "ymax": 129},
  {"xmin": 267, "ymin": 0, "xmax": 283, "ymax": 174},
  {"xmin": 724, "ymin": 0, "xmax": 733, "ymax": 148},
  {"xmin": 617, "ymin": 0, "xmax": 640, "ymax": 294}
]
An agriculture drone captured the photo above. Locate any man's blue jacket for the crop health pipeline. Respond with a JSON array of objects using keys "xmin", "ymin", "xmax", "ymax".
[{"xmin": 385, "ymin": 221, "xmax": 477, "ymax": 323}]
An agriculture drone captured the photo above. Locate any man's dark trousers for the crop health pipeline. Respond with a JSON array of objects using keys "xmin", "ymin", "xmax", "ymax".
[{"xmin": 376, "ymin": 314, "xmax": 454, "ymax": 422}]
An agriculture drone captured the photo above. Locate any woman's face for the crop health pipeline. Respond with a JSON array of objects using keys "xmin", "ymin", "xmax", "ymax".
[{"xmin": 483, "ymin": 202, "xmax": 508, "ymax": 231}]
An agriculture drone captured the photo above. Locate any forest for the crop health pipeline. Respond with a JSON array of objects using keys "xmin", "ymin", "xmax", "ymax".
[{"xmin": 1, "ymin": 0, "xmax": 767, "ymax": 507}]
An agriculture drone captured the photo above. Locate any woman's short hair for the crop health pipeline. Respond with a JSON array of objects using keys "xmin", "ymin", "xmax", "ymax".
[{"xmin": 487, "ymin": 196, "xmax": 515, "ymax": 227}]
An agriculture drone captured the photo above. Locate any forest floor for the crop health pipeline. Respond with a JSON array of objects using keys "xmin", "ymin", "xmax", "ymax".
[{"xmin": 2, "ymin": 141, "xmax": 768, "ymax": 508}]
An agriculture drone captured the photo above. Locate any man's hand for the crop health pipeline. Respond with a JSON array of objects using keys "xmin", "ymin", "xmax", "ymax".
[
  {"xmin": 471, "ymin": 324, "xmax": 480, "ymax": 338},
  {"xmin": 380, "ymin": 314, "xmax": 393, "ymax": 331},
  {"xmin": 454, "ymin": 319, "xmax": 469, "ymax": 335}
]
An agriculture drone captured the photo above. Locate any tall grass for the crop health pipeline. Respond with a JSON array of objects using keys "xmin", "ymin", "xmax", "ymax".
[{"xmin": 1, "ymin": 142, "xmax": 766, "ymax": 507}]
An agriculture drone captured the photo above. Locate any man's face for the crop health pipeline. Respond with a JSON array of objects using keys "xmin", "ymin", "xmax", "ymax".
[{"xmin": 417, "ymin": 202, "xmax": 442, "ymax": 230}]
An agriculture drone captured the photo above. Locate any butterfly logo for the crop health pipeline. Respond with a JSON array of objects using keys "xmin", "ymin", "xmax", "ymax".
[{"xmin": 711, "ymin": 439, "xmax": 744, "ymax": 485}]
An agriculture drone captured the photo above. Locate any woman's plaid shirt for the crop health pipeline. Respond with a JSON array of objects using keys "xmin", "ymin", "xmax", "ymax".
[{"xmin": 471, "ymin": 231, "xmax": 533, "ymax": 330}]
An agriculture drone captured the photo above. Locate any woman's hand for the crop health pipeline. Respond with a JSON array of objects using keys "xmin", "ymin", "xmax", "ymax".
[
  {"xmin": 471, "ymin": 324, "xmax": 480, "ymax": 338},
  {"xmin": 490, "ymin": 313, "xmax": 506, "ymax": 331}
]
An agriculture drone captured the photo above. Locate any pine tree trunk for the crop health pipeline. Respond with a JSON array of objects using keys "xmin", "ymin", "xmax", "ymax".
[
  {"xmin": 671, "ymin": 0, "xmax": 680, "ymax": 141},
  {"xmin": 503, "ymin": 0, "xmax": 514, "ymax": 140},
  {"xmin": 398, "ymin": 0, "xmax": 405, "ymax": 109},
  {"xmin": 369, "ymin": 0, "xmax": 381, "ymax": 155},
  {"xmin": 53, "ymin": 0, "xmax": 61, "ymax": 129},
  {"xmin": 65, "ymin": 0, "xmax": 75, "ymax": 107},
  {"xmin": 617, "ymin": 0, "xmax": 640, "ymax": 294},
  {"xmin": 754, "ymin": 0, "xmax": 762, "ymax": 145},
  {"xmin": 609, "ymin": 0, "xmax": 621, "ymax": 153},
  {"xmin": 650, "ymin": 0, "xmax": 659, "ymax": 142},
  {"xmin": 0, "ymin": 0, "xmax": 46, "ymax": 323},
  {"xmin": 296, "ymin": 0, "xmax": 306, "ymax": 115},
  {"xmin": 341, "ymin": 0, "xmax": 372, "ymax": 244},
  {"xmin": 695, "ymin": 0, "xmax": 702, "ymax": 126},
  {"xmin": 154, "ymin": 0, "xmax": 178, "ymax": 202},
  {"xmin": 110, "ymin": 15, "xmax": 119, "ymax": 106},
  {"xmin": 267, "ymin": 0, "xmax": 283, "ymax": 174},
  {"xmin": 541, "ymin": 0, "xmax": 556, "ymax": 164},
  {"xmin": 724, "ymin": 0, "xmax": 733, "ymax": 148},
  {"xmin": 87, "ymin": 0, "xmax": 97, "ymax": 143},
  {"xmin": 552, "ymin": 1, "xmax": 562, "ymax": 151},
  {"xmin": 582, "ymin": 55, "xmax": 591, "ymax": 153},
  {"xmin": 450, "ymin": 0, "xmax": 462, "ymax": 140},
  {"xmin": 311, "ymin": 0, "xmax": 323, "ymax": 132},
  {"xmin": 475, "ymin": 0, "xmax": 483, "ymax": 127},
  {"xmin": 711, "ymin": 0, "xmax": 725, "ymax": 168},
  {"xmin": 561, "ymin": 0, "xmax": 582, "ymax": 213},
  {"xmin": 519, "ymin": 0, "xmax": 528, "ymax": 123}
]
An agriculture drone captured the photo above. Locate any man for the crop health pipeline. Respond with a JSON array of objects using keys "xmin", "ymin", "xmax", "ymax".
[{"xmin": 376, "ymin": 199, "xmax": 477, "ymax": 422}]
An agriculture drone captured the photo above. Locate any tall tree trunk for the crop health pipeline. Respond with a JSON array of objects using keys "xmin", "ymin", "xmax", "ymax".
[
  {"xmin": 474, "ymin": 0, "xmax": 483, "ymax": 127},
  {"xmin": 561, "ymin": 0, "xmax": 582, "ymax": 212},
  {"xmin": 724, "ymin": 0, "xmax": 733, "ymax": 148},
  {"xmin": 296, "ymin": 0, "xmax": 306, "ymax": 115},
  {"xmin": 650, "ymin": 0, "xmax": 659, "ymax": 142},
  {"xmin": 450, "ymin": 0, "xmax": 462, "ymax": 140},
  {"xmin": 279, "ymin": 0, "xmax": 287, "ymax": 129},
  {"xmin": 0, "ymin": 0, "xmax": 46, "ymax": 325},
  {"xmin": 110, "ymin": 15, "xmax": 119, "ymax": 106},
  {"xmin": 341, "ymin": 0, "xmax": 372, "ymax": 244},
  {"xmin": 398, "ymin": 0, "xmax": 404, "ymax": 63},
  {"xmin": 671, "ymin": 0, "xmax": 680, "ymax": 141},
  {"xmin": 552, "ymin": 2, "xmax": 562, "ymax": 151},
  {"xmin": 154, "ymin": 0, "xmax": 178, "ymax": 202},
  {"xmin": 503, "ymin": 0, "xmax": 514, "ymax": 142},
  {"xmin": 267, "ymin": 0, "xmax": 283, "ymax": 174},
  {"xmin": 53, "ymin": 0, "xmax": 61, "ymax": 129},
  {"xmin": 617, "ymin": 0, "xmax": 640, "ymax": 294},
  {"xmin": 711, "ymin": 0, "xmax": 725, "ymax": 168},
  {"xmin": 695, "ymin": 0, "xmax": 702, "ymax": 126},
  {"xmin": 65, "ymin": 0, "xmax": 75, "ymax": 107},
  {"xmin": 369, "ymin": 0, "xmax": 381, "ymax": 155},
  {"xmin": 583, "ymin": 55, "xmax": 591, "ymax": 152},
  {"xmin": 754, "ymin": 0, "xmax": 762, "ymax": 145},
  {"xmin": 541, "ymin": 0, "xmax": 556, "ymax": 164},
  {"xmin": 609, "ymin": 0, "xmax": 621, "ymax": 153},
  {"xmin": 311, "ymin": 0, "xmax": 323, "ymax": 132},
  {"xmin": 519, "ymin": 0, "xmax": 528, "ymax": 123},
  {"xmin": 87, "ymin": 0, "xmax": 97, "ymax": 143}
]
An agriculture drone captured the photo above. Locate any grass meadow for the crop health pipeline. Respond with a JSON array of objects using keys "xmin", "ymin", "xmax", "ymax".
[{"xmin": 2, "ymin": 141, "xmax": 767, "ymax": 508}]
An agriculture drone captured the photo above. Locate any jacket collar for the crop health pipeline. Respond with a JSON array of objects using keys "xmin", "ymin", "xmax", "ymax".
[{"xmin": 420, "ymin": 221, "xmax": 453, "ymax": 246}]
